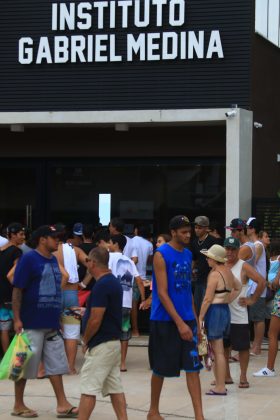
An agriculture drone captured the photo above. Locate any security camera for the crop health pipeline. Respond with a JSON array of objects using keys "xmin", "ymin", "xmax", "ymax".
[
  {"xmin": 254, "ymin": 122, "xmax": 263, "ymax": 128},
  {"xmin": 225, "ymin": 110, "xmax": 237, "ymax": 118}
]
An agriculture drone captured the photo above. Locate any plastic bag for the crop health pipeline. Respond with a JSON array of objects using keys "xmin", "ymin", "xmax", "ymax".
[{"xmin": 0, "ymin": 333, "xmax": 33, "ymax": 381}]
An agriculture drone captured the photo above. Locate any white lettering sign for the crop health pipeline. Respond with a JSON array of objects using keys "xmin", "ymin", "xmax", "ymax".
[{"xmin": 18, "ymin": 1, "xmax": 225, "ymax": 64}]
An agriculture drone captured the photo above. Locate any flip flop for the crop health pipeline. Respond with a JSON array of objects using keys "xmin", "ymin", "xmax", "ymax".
[
  {"xmin": 206, "ymin": 389, "xmax": 227, "ymax": 396},
  {"xmin": 57, "ymin": 407, "xmax": 78, "ymax": 418},
  {"xmin": 239, "ymin": 381, "xmax": 250, "ymax": 388},
  {"xmin": 11, "ymin": 410, "xmax": 38, "ymax": 418}
]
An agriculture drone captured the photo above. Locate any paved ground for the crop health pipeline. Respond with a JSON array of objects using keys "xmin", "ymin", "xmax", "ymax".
[{"xmin": 0, "ymin": 338, "xmax": 279, "ymax": 420}]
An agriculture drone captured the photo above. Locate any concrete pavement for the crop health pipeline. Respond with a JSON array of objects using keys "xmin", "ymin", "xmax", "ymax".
[{"xmin": 0, "ymin": 338, "xmax": 279, "ymax": 420}]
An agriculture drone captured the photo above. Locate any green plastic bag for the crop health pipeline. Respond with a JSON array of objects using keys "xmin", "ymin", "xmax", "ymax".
[{"xmin": 0, "ymin": 333, "xmax": 33, "ymax": 381}]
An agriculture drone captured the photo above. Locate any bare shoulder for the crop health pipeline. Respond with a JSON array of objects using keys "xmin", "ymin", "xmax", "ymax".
[{"xmin": 208, "ymin": 270, "xmax": 220, "ymax": 282}]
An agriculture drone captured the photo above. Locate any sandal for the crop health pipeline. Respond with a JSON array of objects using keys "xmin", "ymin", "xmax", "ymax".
[
  {"xmin": 11, "ymin": 410, "xmax": 38, "ymax": 418},
  {"xmin": 239, "ymin": 381, "xmax": 249, "ymax": 389}
]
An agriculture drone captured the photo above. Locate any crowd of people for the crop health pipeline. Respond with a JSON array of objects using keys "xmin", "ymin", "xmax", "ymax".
[{"xmin": 0, "ymin": 214, "xmax": 279, "ymax": 420}]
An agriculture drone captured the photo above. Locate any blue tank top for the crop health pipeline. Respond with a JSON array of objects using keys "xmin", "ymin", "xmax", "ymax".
[
  {"xmin": 268, "ymin": 258, "xmax": 280, "ymax": 283},
  {"xmin": 150, "ymin": 243, "xmax": 194, "ymax": 322}
]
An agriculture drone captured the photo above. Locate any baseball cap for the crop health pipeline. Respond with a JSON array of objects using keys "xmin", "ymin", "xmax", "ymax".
[
  {"xmin": 225, "ymin": 218, "xmax": 246, "ymax": 230},
  {"xmin": 246, "ymin": 217, "xmax": 256, "ymax": 226},
  {"xmin": 224, "ymin": 237, "xmax": 240, "ymax": 249},
  {"xmin": 246, "ymin": 218, "xmax": 262, "ymax": 230},
  {"xmin": 7, "ymin": 223, "xmax": 25, "ymax": 235},
  {"xmin": 73, "ymin": 222, "xmax": 83, "ymax": 236},
  {"xmin": 169, "ymin": 215, "xmax": 190, "ymax": 230},
  {"xmin": 32, "ymin": 225, "xmax": 58, "ymax": 243},
  {"xmin": 194, "ymin": 216, "xmax": 209, "ymax": 227}
]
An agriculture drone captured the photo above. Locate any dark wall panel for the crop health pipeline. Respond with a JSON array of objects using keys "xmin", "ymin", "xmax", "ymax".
[
  {"xmin": 0, "ymin": 126, "xmax": 226, "ymax": 157},
  {"xmin": 0, "ymin": 0, "xmax": 253, "ymax": 111},
  {"xmin": 251, "ymin": 35, "xmax": 280, "ymax": 199}
]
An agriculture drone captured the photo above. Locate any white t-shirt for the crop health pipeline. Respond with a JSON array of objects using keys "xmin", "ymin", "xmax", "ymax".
[
  {"xmin": 0, "ymin": 235, "xmax": 8, "ymax": 247},
  {"xmin": 131, "ymin": 236, "xmax": 153, "ymax": 279},
  {"xmin": 123, "ymin": 236, "xmax": 137, "ymax": 259},
  {"xmin": 109, "ymin": 252, "xmax": 139, "ymax": 309}
]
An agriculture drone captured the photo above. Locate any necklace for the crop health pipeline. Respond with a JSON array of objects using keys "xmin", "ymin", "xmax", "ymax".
[{"xmin": 198, "ymin": 234, "xmax": 208, "ymax": 246}]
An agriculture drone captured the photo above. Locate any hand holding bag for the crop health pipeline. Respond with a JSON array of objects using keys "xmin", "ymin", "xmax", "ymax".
[{"xmin": 198, "ymin": 323, "xmax": 214, "ymax": 371}]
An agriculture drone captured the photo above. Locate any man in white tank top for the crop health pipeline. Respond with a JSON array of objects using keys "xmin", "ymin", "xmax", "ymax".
[
  {"xmin": 246, "ymin": 218, "xmax": 267, "ymax": 356},
  {"xmin": 224, "ymin": 237, "xmax": 266, "ymax": 388}
]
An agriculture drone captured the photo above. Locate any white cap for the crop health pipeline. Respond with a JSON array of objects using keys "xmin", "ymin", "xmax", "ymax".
[{"xmin": 246, "ymin": 217, "xmax": 256, "ymax": 225}]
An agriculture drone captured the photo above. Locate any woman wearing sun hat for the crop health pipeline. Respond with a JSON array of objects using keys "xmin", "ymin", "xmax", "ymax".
[{"xmin": 199, "ymin": 244, "xmax": 241, "ymax": 396}]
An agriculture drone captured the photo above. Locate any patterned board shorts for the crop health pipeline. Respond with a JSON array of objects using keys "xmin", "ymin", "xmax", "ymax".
[{"xmin": 271, "ymin": 291, "xmax": 280, "ymax": 318}]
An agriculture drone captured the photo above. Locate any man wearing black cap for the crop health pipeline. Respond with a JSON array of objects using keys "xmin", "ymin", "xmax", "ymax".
[
  {"xmin": 0, "ymin": 223, "xmax": 25, "ymax": 353},
  {"xmin": 226, "ymin": 218, "xmax": 255, "ymax": 266},
  {"xmin": 12, "ymin": 225, "xmax": 78, "ymax": 418},
  {"xmin": 191, "ymin": 215, "xmax": 219, "ymax": 315},
  {"xmin": 148, "ymin": 215, "xmax": 204, "ymax": 420}
]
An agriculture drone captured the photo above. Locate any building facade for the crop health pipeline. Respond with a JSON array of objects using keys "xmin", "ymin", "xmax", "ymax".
[{"xmin": 0, "ymin": 0, "xmax": 279, "ymax": 236}]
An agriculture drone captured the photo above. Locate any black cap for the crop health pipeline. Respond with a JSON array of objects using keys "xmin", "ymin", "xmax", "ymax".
[
  {"xmin": 225, "ymin": 218, "xmax": 246, "ymax": 230},
  {"xmin": 32, "ymin": 225, "xmax": 58, "ymax": 243},
  {"xmin": 7, "ymin": 223, "xmax": 25, "ymax": 235},
  {"xmin": 169, "ymin": 215, "xmax": 190, "ymax": 230}
]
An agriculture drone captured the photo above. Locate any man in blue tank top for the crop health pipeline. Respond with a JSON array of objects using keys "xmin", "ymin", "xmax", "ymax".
[{"xmin": 148, "ymin": 216, "xmax": 204, "ymax": 420}]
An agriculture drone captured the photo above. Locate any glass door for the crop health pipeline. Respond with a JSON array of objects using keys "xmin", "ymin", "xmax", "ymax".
[{"xmin": 0, "ymin": 160, "xmax": 42, "ymax": 230}]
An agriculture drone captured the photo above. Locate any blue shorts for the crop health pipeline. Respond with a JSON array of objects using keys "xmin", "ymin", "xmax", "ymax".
[
  {"xmin": 205, "ymin": 304, "xmax": 230, "ymax": 340},
  {"xmin": 0, "ymin": 306, "xmax": 13, "ymax": 331},
  {"xmin": 61, "ymin": 290, "xmax": 79, "ymax": 310},
  {"xmin": 149, "ymin": 320, "xmax": 203, "ymax": 377}
]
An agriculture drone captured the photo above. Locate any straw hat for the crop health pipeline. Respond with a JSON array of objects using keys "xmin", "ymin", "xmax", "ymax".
[{"xmin": 200, "ymin": 244, "xmax": 227, "ymax": 263}]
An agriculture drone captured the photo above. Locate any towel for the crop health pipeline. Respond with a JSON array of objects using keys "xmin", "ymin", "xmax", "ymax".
[{"xmin": 62, "ymin": 243, "xmax": 79, "ymax": 284}]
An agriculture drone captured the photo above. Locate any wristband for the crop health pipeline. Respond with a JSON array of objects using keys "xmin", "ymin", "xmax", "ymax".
[{"xmin": 80, "ymin": 281, "xmax": 87, "ymax": 289}]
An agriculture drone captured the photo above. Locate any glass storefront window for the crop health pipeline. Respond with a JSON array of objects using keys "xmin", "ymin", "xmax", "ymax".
[{"xmin": 49, "ymin": 158, "xmax": 225, "ymax": 235}]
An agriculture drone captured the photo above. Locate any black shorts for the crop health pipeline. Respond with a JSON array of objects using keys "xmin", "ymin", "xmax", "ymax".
[
  {"xmin": 223, "ymin": 324, "xmax": 250, "ymax": 352},
  {"xmin": 148, "ymin": 320, "xmax": 203, "ymax": 377}
]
